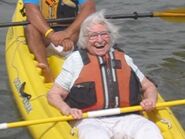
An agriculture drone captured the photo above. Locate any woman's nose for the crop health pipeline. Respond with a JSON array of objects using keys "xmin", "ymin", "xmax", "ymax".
[{"xmin": 96, "ymin": 34, "xmax": 103, "ymax": 41}]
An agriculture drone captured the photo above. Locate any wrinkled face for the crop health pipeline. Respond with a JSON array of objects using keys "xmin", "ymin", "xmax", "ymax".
[{"xmin": 85, "ymin": 24, "xmax": 111, "ymax": 56}]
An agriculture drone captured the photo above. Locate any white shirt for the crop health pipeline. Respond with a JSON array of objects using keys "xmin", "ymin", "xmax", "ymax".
[{"xmin": 55, "ymin": 50, "xmax": 145, "ymax": 91}]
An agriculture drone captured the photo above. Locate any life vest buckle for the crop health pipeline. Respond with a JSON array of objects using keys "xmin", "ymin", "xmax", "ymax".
[{"xmin": 45, "ymin": 0, "xmax": 57, "ymax": 7}]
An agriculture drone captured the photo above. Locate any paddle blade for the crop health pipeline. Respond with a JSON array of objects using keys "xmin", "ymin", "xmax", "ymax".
[{"xmin": 154, "ymin": 7, "xmax": 185, "ymax": 23}]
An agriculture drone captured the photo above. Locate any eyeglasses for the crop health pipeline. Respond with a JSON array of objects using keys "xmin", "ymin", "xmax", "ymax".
[{"xmin": 86, "ymin": 31, "xmax": 110, "ymax": 40}]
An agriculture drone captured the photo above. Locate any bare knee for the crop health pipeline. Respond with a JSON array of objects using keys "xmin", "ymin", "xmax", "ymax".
[{"xmin": 24, "ymin": 24, "xmax": 41, "ymax": 39}]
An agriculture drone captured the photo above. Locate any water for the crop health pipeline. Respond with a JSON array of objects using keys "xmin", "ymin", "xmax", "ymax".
[{"xmin": 0, "ymin": 0, "xmax": 185, "ymax": 138}]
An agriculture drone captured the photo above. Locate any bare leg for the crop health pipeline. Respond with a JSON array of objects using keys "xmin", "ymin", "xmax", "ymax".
[{"xmin": 25, "ymin": 24, "xmax": 54, "ymax": 83}]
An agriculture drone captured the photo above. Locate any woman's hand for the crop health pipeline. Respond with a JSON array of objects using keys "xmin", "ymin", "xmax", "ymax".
[
  {"xmin": 140, "ymin": 98, "xmax": 156, "ymax": 111},
  {"xmin": 62, "ymin": 107, "xmax": 83, "ymax": 119}
]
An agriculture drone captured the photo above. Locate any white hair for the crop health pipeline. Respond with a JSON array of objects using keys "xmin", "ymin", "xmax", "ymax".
[{"xmin": 77, "ymin": 10, "xmax": 120, "ymax": 49}]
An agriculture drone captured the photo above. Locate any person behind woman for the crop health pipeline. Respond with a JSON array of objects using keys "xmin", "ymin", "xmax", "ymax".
[
  {"xmin": 23, "ymin": 0, "xmax": 96, "ymax": 82},
  {"xmin": 47, "ymin": 10, "xmax": 163, "ymax": 139}
]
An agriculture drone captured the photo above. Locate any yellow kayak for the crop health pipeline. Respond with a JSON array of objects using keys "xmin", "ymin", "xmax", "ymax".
[{"xmin": 5, "ymin": 0, "xmax": 185, "ymax": 138}]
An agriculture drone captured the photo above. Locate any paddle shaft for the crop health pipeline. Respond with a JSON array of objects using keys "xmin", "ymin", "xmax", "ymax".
[
  {"xmin": 1, "ymin": 5, "xmax": 185, "ymax": 28},
  {"xmin": 1, "ymin": 10, "xmax": 185, "ymax": 28},
  {"xmin": 0, "ymin": 99, "xmax": 185, "ymax": 129},
  {"xmin": 0, "ymin": 17, "xmax": 75, "ymax": 28},
  {"xmin": 0, "ymin": 12, "xmax": 153, "ymax": 28}
]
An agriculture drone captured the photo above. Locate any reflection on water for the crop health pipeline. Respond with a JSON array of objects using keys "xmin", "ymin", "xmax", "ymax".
[
  {"xmin": 160, "ymin": 51, "xmax": 185, "ymax": 128},
  {"xmin": 161, "ymin": 51, "xmax": 185, "ymax": 96}
]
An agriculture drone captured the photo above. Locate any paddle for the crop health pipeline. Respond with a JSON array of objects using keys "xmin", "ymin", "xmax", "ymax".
[
  {"xmin": 0, "ymin": 7, "xmax": 185, "ymax": 28},
  {"xmin": 0, "ymin": 99, "xmax": 185, "ymax": 129}
]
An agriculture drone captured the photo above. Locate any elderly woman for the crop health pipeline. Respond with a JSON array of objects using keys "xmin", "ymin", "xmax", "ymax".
[{"xmin": 47, "ymin": 10, "xmax": 163, "ymax": 139}]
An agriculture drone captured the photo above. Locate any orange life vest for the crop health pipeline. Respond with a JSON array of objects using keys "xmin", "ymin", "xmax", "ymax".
[
  {"xmin": 40, "ymin": 0, "xmax": 78, "ymax": 19},
  {"xmin": 65, "ymin": 48, "xmax": 142, "ymax": 112}
]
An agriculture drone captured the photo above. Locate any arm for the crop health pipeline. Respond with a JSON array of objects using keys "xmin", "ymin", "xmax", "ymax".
[
  {"xmin": 48, "ymin": 0, "xmax": 96, "ymax": 49},
  {"xmin": 140, "ymin": 77, "xmax": 158, "ymax": 111},
  {"xmin": 125, "ymin": 54, "xmax": 158, "ymax": 111},
  {"xmin": 47, "ymin": 83, "xmax": 82, "ymax": 119},
  {"xmin": 64, "ymin": 0, "xmax": 96, "ymax": 39},
  {"xmin": 24, "ymin": 3, "xmax": 51, "ymax": 35}
]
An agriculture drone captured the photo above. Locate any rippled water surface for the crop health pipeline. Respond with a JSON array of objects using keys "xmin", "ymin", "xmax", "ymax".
[{"xmin": 0, "ymin": 0, "xmax": 185, "ymax": 138}]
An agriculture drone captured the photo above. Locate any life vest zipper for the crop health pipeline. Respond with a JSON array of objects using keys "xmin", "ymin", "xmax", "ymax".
[
  {"xmin": 99, "ymin": 51, "xmax": 120, "ymax": 109},
  {"xmin": 99, "ymin": 57, "xmax": 109, "ymax": 109}
]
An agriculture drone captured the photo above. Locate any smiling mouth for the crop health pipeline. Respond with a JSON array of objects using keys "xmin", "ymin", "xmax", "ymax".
[
  {"xmin": 95, "ymin": 43, "xmax": 105, "ymax": 49},
  {"xmin": 95, "ymin": 45, "xmax": 104, "ymax": 49}
]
